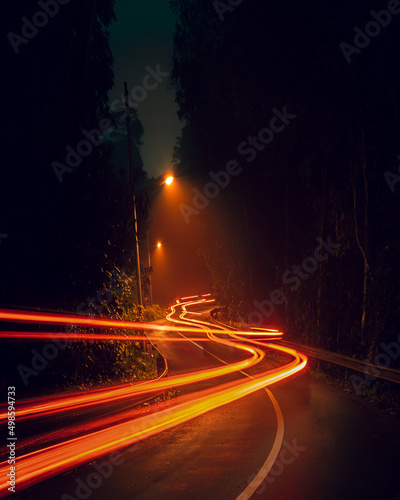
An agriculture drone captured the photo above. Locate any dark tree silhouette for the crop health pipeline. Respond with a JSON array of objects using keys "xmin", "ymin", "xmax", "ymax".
[
  {"xmin": 170, "ymin": 0, "xmax": 400, "ymax": 360},
  {"xmin": 1, "ymin": 0, "xmax": 148, "ymax": 311}
]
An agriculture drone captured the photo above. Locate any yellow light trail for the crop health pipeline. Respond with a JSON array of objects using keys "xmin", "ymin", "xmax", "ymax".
[{"xmin": 0, "ymin": 299, "xmax": 307, "ymax": 497}]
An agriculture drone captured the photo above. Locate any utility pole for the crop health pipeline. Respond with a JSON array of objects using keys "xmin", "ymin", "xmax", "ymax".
[
  {"xmin": 147, "ymin": 229, "xmax": 153, "ymax": 306},
  {"xmin": 124, "ymin": 82, "xmax": 143, "ymax": 318}
]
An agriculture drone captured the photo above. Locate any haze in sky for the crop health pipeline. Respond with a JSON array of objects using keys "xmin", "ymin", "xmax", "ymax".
[
  {"xmin": 108, "ymin": 1, "xmax": 181, "ymax": 179},
  {"xmin": 108, "ymin": 1, "xmax": 212, "ymax": 304}
]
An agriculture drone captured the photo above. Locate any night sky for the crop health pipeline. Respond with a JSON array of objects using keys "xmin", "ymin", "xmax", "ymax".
[
  {"xmin": 108, "ymin": 0, "xmax": 181, "ymax": 179},
  {"xmin": 1, "ymin": 2, "xmax": 400, "ymax": 497},
  {"xmin": 2, "ymin": 0, "xmax": 399, "ymax": 330},
  {"xmin": 107, "ymin": 1, "xmax": 211, "ymax": 304}
]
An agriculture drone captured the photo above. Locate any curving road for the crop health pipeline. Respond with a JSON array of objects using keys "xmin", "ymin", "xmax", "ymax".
[{"xmin": 1, "ymin": 299, "xmax": 399, "ymax": 499}]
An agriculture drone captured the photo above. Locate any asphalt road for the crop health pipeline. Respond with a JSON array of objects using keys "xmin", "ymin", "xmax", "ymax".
[{"xmin": 12, "ymin": 305, "xmax": 400, "ymax": 500}]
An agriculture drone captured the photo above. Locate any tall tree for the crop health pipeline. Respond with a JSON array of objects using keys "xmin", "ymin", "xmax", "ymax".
[
  {"xmin": 170, "ymin": 0, "xmax": 400, "ymax": 358},
  {"xmin": 0, "ymin": 0, "xmax": 147, "ymax": 310}
]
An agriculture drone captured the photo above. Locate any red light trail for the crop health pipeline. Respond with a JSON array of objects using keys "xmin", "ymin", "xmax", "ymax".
[
  {"xmin": 0, "ymin": 298, "xmax": 307, "ymax": 497},
  {"xmin": 0, "ymin": 308, "xmax": 282, "ymax": 337}
]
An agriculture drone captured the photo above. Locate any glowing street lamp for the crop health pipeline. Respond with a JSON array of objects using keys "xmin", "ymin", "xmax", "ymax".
[
  {"xmin": 147, "ymin": 240, "xmax": 163, "ymax": 306},
  {"xmin": 142, "ymin": 178, "xmax": 173, "ymax": 307},
  {"xmin": 124, "ymin": 80, "xmax": 174, "ymax": 319}
]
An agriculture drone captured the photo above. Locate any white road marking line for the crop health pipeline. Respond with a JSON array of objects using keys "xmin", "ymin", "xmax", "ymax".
[
  {"xmin": 168, "ymin": 308, "xmax": 285, "ymax": 499},
  {"xmin": 236, "ymin": 387, "xmax": 284, "ymax": 499}
]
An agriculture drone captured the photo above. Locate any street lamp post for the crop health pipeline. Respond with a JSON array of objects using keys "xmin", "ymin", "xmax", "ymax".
[
  {"xmin": 146, "ymin": 229, "xmax": 153, "ymax": 306},
  {"xmin": 146, "ymin": 240, "xmax": 164, "ymax": 306},
  {"xmin": 135, "ymin": 179, "xmax": 172, "ymax": 310},
  {"xmin": 124, "ymin": 82, "xmax": 174, "ymax": 314},
  {"xmin": 123, "ymin": 86, "xmax": 174, "ymax": 312},
  {"xmin": 124, "ymin": 81, "xmax": 143, "ymax": 318},
  {"xmin": 139, "ymin": 180, "xmax": 171, "ymax": 307},
  {"xmin": 133, "ymin": 192, "xmax": 143, "ymax": 310}
]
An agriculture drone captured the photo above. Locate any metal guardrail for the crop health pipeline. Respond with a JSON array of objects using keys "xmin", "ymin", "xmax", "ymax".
[
  {"xmin": 276, "ymin": 340, "xmax": 400, "ymax": 385},
  {"xmin": 210, "ymin": 308, "xmax": 400, "ymax": 386},
  {"xmin": 145, "ymin": 335, "xmax": 168, "ymax": 379}
]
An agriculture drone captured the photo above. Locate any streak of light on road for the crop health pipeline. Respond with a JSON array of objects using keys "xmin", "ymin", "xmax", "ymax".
[
  {"xmin": 0, "ymin": 309, "xmax": 283, "ymax": 337},
  {"xmin": 0, "ymin": 299, "xmax": 307, "ymax": 497}
]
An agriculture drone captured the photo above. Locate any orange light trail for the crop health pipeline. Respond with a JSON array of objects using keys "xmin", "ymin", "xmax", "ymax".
[
  {"xmin": 0, "ymin": 299, "xmax": 306, "ymax": 497},
  {"xmin": 0, "ymin": 340, "xmax": 262, "ymax": 422},
  {"xmin": 0, "ymin": 347, "xmax": 306, "ymax": 497},
  {"xmin": 0, "ymin": 308, "xmax": 282, "ymax": 337},
  {"xmin": 0, "ymin": 331, "xmax": 213, "ymax": 342},
  {"xmin": 0, "ymin": 346, "xmax": 305, "ymax": 497},
  {"xmin": 0, "ymin": 307, "xmax": 264, "ymax": 422}
]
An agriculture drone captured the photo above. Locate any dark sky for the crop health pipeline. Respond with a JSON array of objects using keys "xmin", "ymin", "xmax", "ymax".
[
  {"xmin": 108, "ymin": 1, "xmax": 211, "ymax": 305},
  {"xmin": 108, "ymin": 0, "xmax": 182, "ymax": 179}
]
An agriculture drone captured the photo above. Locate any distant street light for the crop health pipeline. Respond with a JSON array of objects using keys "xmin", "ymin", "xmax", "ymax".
[
  {"xmin": 124, "ymin": 84, "xmax": 176, "ymax": 314},
  {"xmin": 147, "ymin": 240, "xmax": 163, "ymax": 306},
  {"xmin": 124, "ymin": 125, "xmax": 173, "ymax": 311},
  {"xmin": 139, "ymin": 176, "xmax": 172, "ymax": 307}
]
